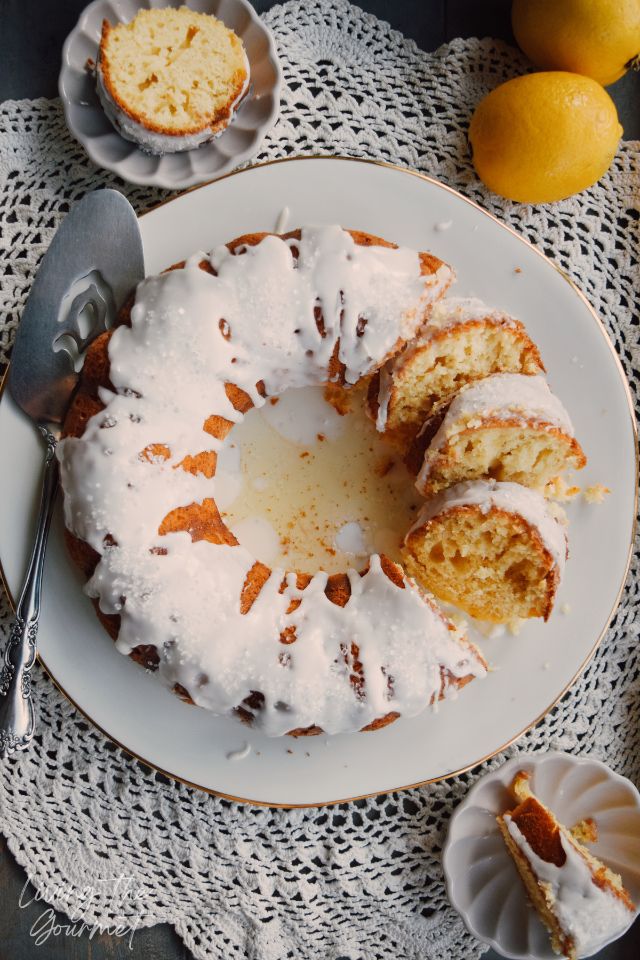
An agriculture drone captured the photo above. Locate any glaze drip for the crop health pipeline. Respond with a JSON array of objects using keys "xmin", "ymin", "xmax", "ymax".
[
  {"xmin": 428, "ymin": 373, "xmax": 574, "ymax": 436},
  {"xmin": 375, "ymin": 297, "xmax": 523, "ymax": 430}
]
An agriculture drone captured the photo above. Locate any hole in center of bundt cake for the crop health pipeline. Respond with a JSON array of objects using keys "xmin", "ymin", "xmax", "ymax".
[{"xmin": 217, "ymin": 386, "xmax": 421, "ymax": 574}]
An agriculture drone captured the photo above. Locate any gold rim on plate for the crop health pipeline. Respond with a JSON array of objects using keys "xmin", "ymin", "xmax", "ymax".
[{"xmin": 0, "ymin": 155, "xmax": 637, "ymax": 808}]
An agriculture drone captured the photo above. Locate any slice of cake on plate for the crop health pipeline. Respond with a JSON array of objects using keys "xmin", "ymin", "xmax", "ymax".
[
  {"xmin": 497, "ymin": 771, "xmax": 635, "ymax": 959},
  {"xmin": 96, "ymin": 6, "xmax": 249, "ymax": 155},
  {"xmin": 402, "ymin": 479, "xmax": 567, "ymax": 623},
  {"xmin": 367, "ymin": 297, "xmax": 544, "ymax": 449}
]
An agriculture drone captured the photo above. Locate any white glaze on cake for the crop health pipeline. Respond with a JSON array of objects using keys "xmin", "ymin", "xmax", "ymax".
[
  {"xmin": 95, "ymin": 50, "xmax": 250, "ymax": 155},
  {"xmin": 416, "ymin": 373, "xmax": 575, "ymax": 490},
  {"xmin": 504, "ymin": 815, "xmax": 634, "ymax": 955},
  {"xmin": 334, "ymin": 521, "xmax": 369, "ymax": 556},
  {"xmin": 432, "ymin": 374, "xmax": 574, "ymax": 434},
  {"xmin": 407, "ymin": 479, "xmax": 567, "ymax": 575},
  {"xmin": 57, "ymin": 226, "xmax": 481, "ymax": 736},
  {"xmin": 425, "ymin": 297, "xmax": 519, "ymax": 332},
  {"xmin": 231, "ymin": 516, "xmax": 281, "ymax": 563},
  {"xmin": 374, "ymin": 297, "xmax": 519, "ymax": 430}
]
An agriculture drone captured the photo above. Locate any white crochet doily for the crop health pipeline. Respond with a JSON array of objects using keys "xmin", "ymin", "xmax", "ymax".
[{"xmin": 0, "ymin": 2, "xmax": 638, "ymax": 958}]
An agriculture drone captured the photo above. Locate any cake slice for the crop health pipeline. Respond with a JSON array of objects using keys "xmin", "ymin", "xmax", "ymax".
[
  {"xmin": 97, "ymin": 7, "xmax": 249, "ymax": 155},
  {"xmin": 367, "ymin": 297, "xmax": 544, "ymax": 448},
  {"xmin": 497, "ymin": 771, "xmax": 635, "ymax": 959},
  {"xmin": 412, "ymin": 373, "xmax": 586, "ymax": 495},
  {"xmin": 402, "ymin": 479, "xmax": 567, "ymax": 622}
]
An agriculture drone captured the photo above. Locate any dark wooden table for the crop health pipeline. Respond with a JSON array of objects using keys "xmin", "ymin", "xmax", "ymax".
[{"xmin": 1, "ymin": 2, "xmax": 638, "ymax": 958}]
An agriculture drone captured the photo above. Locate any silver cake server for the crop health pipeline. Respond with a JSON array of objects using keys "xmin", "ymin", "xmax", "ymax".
[{"xmin": 0, "ymin": 189, "xmax": 144, "ymax": 757}]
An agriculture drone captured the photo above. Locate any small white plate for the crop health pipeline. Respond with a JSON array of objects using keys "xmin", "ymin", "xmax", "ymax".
[
  {"xmin": 443, "ymin": 752, "xmax": 640, "ymax": 958},
  {"xmin": 0, "ymin": 158, "xmax": 636, "ymax": 806},
  {"xmin": 59, "ymin": 0, "xmax": 282, "ymax": 189}
]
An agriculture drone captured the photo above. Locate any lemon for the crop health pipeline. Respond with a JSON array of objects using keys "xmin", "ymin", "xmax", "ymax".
[
  {"xmin": 468, "ymin": 72, "xmax": 622, "ymax": 203},
  {"xmin": 512, "ymin": 0, "xmax": 640, "ymax": 87}
]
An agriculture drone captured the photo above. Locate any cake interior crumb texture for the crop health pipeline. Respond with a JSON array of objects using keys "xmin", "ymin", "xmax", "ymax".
[
  {"xmin": 379, "ymin": 321, "xmax": 543, "ymax": 443},
  {"xmin": 403, "ymin": 505, "xmax": 559, "ymax": 622},
  {"xmin": 100, "ymin": 7, "xmax": 248, "ymax": 134}
]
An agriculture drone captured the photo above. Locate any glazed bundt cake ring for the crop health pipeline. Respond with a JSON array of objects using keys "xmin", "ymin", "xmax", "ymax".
[{"xmin": 59, "ymin": 226, "xmax": 486, "ymax": 737}]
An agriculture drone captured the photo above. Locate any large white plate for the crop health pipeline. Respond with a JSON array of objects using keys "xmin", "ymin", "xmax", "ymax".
[{"xmin": 0, "ymin": 158, "xmax": 636, "ymax": 806}]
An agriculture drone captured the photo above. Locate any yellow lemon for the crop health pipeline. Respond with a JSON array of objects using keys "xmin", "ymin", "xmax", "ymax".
[
  {"xmin": 468, "ymin": 72, "xmax": 622, "ymax": 203},
  {"xmin": 512, "ymin": 0, "xmax": 640, "ymax": 87}
]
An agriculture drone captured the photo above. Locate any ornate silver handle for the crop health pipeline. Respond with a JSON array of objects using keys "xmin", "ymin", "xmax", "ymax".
[{"xmin": 0, "ymin": 428, "xmax": 58, "ymax": 757}]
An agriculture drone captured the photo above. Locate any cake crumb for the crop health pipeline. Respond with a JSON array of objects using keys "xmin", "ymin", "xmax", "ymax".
[
  {"xmin": 508, "ymin": 617, "xmax": 524, "ymax": 636},
  {"xmin": 547, "ymin": 501, "xmax": 569, "ymax": 526},
  {"xmin": 286, "ymin": 748, "xmax": 293, "ymax": 754},
  {"xmin": 324, "ymin": 383, "xmax": 351, "ymax": 415},
  {"xmin": 226, "ymin": 742, "xmax": 251, "ymax": 761},
  {"xmin": 571, "ymin": 817, "xmax": 598, "ymax": 844},
  {"xmin": 545, "ymin": 476, "xmax": 581, "ymax": 502},
  {"xmin": 514, "ymin": 267, "xmax": 522, "ymax": 274},
  {"xmin": 269, "ymin": 397, "xmax": 279, "ymax": 406},
  {"xmin": 85, "ymin": 57, "xmax": 96, "ymax": 72},
  {"xmin": 449, "ymin": 612, "xmax": 468, "ymax": 632},
  {"xmin": 317, "ymin": 433, "xmax": 326, "ymax": 442},
  {"xmin": 561, "ymin": 602, "xmax": 571, "ymax": 615},
  {"xmin": 584, "ymin": 483, "xmax": 610, "ymax": 504}
]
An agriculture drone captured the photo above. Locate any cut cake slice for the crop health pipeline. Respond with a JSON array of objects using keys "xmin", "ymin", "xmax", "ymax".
[{"xmin": 497, "ymin": 771, "xmax": 635, "ymax": 959}]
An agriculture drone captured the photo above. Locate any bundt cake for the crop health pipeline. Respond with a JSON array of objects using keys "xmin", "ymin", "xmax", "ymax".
[
  {"xmin": 402, "ymin": 479, "xmax": 567, "ymax": 622},
  {"xmin": 58, "ymin": 225, "xmax": 489, "ymax": 737},
  {"xmin": 96, "ymin": 7, "xmax": 250, "ymax": 155},
  {"xmin": 497, "ymin": 771, "xmax": 635, "ymax": 959},
  {"xmin": 412, "ymin": 373, "xmax": 586, "ymax": 496},
  {"xmin": 367, "ymin": 297, "xmax": 544, "ymax": 448}
]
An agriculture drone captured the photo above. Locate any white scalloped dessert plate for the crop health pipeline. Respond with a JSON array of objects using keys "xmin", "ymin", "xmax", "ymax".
[
  {"xmin": 59, "ymin": 0, "xmax": 281, "ymax": 189},
  {"xmin": 443, "ymin": 752, "xmax": 640, "ymax": 958},
  {"xmin": 0, "ymin": 158, "xmax": 636, "ymax": 806}
]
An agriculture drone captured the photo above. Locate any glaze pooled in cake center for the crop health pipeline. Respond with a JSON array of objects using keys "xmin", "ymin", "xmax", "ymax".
[
  {"xmin": 219, "ymin": 388, "xmax": 420, "ymax": 572},
  {"xmin": 58, "ymin": 226, "xmax": 484, "ymax": 736}
]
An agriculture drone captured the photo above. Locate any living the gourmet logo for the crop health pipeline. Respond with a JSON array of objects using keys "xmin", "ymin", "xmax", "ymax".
[{"xmin": 19, "ymin": 874, "xmax": 144, "ymax": 950}]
